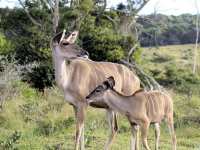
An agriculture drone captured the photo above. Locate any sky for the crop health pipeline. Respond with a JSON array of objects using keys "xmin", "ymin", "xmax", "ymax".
[{"xmin": 0, "ymin": 0, "xmax": 200, "ymax": 15}]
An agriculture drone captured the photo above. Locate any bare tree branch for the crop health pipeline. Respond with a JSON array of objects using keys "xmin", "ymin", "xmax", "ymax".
[
  {"xmin": 102, "ymin": 14, "xmax": 118, "ymax": 31},
  {"xmin": 127, "ymin": 44, "xmax": 138, "ymax": 62},
  {"xmin": 40, "ymin": 0, "xmax": 54, "ymax": 14},
  {"xmin": 18, "ymin": 0, "xmax": 42, "ymax": 27},
  {"xmin": 134, "ymin": 0, "xmax": 150, "ymax": 15}
]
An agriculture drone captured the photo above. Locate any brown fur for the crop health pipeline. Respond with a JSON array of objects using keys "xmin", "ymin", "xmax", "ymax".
[
  {"xmin": 87, "ymin": 85, "xmax": 176, "ymax": 150},
  {"xmin": 51, "ymin": 31, "xmax": 140, "ymax": 150},
  {"xmin": 132, "ymin": 88, "xmax": 144, "ymax": 96}
]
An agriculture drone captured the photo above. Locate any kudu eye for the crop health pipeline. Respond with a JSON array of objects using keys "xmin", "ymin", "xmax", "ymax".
[
  {"xmin": 95, "ymin": 86, "xmax": 104, "ymax": 92},
  {"xmin": 63, "ymin": 42, "xmax": 69, "ymax": 46},
  {"xmin": 95, "ymin": 89, "xmax": 100, "ymax": 92}
]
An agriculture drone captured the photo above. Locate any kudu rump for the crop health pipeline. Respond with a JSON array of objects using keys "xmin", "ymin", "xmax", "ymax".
[
  {"xmin": 51, "ymin": 30, "xmax": 140, "ymax": 150},
  {"xmin": 86, "ymin": 77, "xmax": 176, "ymax": 150}
]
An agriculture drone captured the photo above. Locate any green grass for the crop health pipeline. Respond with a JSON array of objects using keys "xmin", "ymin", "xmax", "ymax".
[
  {"xmin": 0, "ymin": 44, "xmax": 200, "ymax": 149},
  {"xmin": 141, "ymin": 44, "xmax": 200, "ymax": 74}
]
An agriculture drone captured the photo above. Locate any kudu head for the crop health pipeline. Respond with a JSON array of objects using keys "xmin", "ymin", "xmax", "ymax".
[
  {"xmin": 51, "ymin": 30, "xmax": 89, "ymax": 59},
  {"xmin": 86, "ymin": 76, "xmax": 115, "ymax": 104}
]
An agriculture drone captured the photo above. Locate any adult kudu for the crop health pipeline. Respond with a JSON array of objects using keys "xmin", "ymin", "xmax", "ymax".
[{"xmin": 51, "ymin": 30, "xmax": 140, "ymax": 150}]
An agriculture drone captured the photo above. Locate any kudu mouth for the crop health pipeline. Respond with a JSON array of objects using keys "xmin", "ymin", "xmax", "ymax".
[{"xmin": 85, "ymin": 95, "xmax": 92, "ymax": 105}]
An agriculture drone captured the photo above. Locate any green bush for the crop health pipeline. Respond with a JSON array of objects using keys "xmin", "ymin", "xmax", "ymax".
[
  {"xmin": 19, "ymin": 102, "xmax": 40, "ymax": 122},
  {"xmin": 154, "ymin": 64, "xmax": 200, "ymax": 93},
  {"xmin": 0, "ymin": 34, "xmax": 13, "ymax": 55},
  {"xmin": 34, "ymin": 117, "xmax": 75, "ymax": 136},
  {"xmin": 1, "ymin": 7, "xmax": 141, "ymax": 90},
  {"xmin": 0, "ymin": 131, "xmax": 21, "ymax": 149},
  {"xmin": 25, "ymin": 63, "xmax": 54, "ymax": 91}
]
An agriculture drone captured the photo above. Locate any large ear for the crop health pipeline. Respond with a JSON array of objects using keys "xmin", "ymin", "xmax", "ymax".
[
  {"xmin": 64, "ymin": 30, "xmax": 79, "ymax": 44},
  {"xmin": 103, "ymin": 76, "xmax": 115, "ymax": 89},
  {"xmin": 51, "ymin": 31, "xmax": 64, "ymax": 46}
]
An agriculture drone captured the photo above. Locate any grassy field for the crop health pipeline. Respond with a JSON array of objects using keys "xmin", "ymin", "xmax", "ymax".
[{"xmin": 0, "ymin": 44, "xmax": 200, "ymax": 150}]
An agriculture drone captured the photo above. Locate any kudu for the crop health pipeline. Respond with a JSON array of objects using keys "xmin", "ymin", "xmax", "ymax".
[
  {"xmin": 51, "ymin": 30, "xmax": 140, "ymax": 150},
  {"xmin": 86, "ymin": 77, "xmax": 176, "ymax": 150}
]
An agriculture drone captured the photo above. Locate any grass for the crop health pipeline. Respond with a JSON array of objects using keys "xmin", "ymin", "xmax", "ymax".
[
  {"xmin": 0, "ymin": 44, "xmax": 200, "ymax": 149},
  {"xmin": 141, "ymin": 44, "xmax": 200, "ymax": 74}
]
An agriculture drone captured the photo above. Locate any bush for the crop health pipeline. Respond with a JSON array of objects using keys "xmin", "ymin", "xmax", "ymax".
[
  {"xmin": 79, "ymin": 15, "xmax": 140, "ymax": 62},
  {"xmin": 0, "ymin": 56, "xmax": 21, "ymax": 108},
  {"xmin": 152, "ymin": 53, "xmax": 173, "ymax": 63},
  {"xmin": 0, "ymin": 55, "xmax": 37, "ymax": 108},
  {"xmin": 0, "ymin": 131, "xmax": 21, "ymax": 149},
  {"xmin": 24, "ymin": 62, "xmax": 54, "ymax": 91},
  {"xmin": 0, "ymin": 34, "xmax": 13, "ymax": 55},
  {"xmin": 34, "ymin": 117, "xmax": 75, "ymax": 136},
  {"xmin": 154, "ymin": 64, "xmax": 200, "ymax": 94}
]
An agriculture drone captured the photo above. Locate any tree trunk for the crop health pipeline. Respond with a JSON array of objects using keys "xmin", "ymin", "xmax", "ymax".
[
  {"xmin": 53, "ymin": 0, "xmax": 60, "ymax": 34},
  {"xmin": 193, "ymin": 0, "xmax": 199, "ymax": 74}
]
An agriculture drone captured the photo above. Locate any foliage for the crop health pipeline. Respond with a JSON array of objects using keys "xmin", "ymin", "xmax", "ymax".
[
  {"xmin": 0, "ymin": 56, "xmax": 22, "ymax": 108},
  {"xmin": 0, "ymin": 55, "xmax": 38, "ymax": 109},
  {"xmin": 0, "ymin": 3, "xmax": 140, "ymax": 90},
  {"xmin": 157, "ymin": 65, "xmax": 200, "ymax": 93},
  {"xmin": 25, "ymin": 62, "xmax": 54, "ymax": 91},
  {"xmin": 0, "ymin": 0, "xmax": 200, "ymax": 149},
  {"xmin": 0, "ymin": 34, "xmax": 13, "ymax": 55},
  {"xmin": 138, "ymin": 14, "xmax": 198, "ymax": 46},
  {"xmin": 0, "ymin": 131, "xmax": 21, "ymax": 149},
  {"xmin": 0, "ymin": 7, "xmax": 53, "ymax": 90},
  {"xmin": 79, "ymin": 14, "xmax": 137, "ymax": 62}
]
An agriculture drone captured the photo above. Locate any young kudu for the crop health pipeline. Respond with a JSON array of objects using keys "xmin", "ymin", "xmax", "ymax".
[
  {"xmin": 51, "ymin": 31, "xmax": 140, "ymax": 150},
  {"xmin": 86, "ymin": 77, "xmax": 176, "ymax": 150}
]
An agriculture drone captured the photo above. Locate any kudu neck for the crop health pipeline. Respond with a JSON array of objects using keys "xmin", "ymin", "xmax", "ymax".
[
  {"xmin": 52, "ymin": 46, "xmax": 71, "ymax": 89},
  {"xmin": 105, "ymin": 89, "xmax": 130, "ymax": 114}
]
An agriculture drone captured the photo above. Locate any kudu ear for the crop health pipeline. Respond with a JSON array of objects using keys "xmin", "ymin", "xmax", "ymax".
[
  {"xmin": 103, "ymin": 76, "xmax": 115, "ymax": 89},
  {"xmin": 64, "ymin": 31, "xmax": 79, "ymax": 44}
]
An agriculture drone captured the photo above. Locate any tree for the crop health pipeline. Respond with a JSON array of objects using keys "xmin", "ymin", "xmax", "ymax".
[{"xmin": 1, "ymin": 0, "xmax": 154, "ymax": 90}]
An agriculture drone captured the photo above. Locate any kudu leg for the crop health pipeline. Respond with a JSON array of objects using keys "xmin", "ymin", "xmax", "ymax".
[
  {"xmin": 167, "ymin": 115, "xmax": 176, "ymax": 150},
  {"xmin": 80, "ymin": 124, "xmax": 85, "ymax": 150},
  {"xmin": 141, "ymin": 122, "xmax": 151, "ymax": 150},
  {"xmin": 154, "ymin": 123, "xmax": 160, "ymax": 150},
  {"xmin": 73, "ymin": 105, "xmax": 86, "ymax": 150},
  {"xmin": 130, "ymin": 125, "xmax": 139, "ymax": 150},
  {"xmin": 104, "ymin": 109, "xmax": 118, "ymax": 150}
]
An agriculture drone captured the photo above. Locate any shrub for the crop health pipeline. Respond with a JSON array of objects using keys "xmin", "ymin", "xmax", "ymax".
[
  {"xmin": 152, "ymin": 53, "xmax": 173, "ymax": 63},
  {"xmin": 0, "ymin": 131, "xmax": 21, "ymax": 149},
  {"xmin": 19, "ymin": 102, "xmax": 40, "ymax": 122},
  {"xmin": 0, "ymin": 34, "xmax": 13, "ymax": 55},
  {"xmin": 0, "ymin": 55, "xmax": 36, "ymax": 108},
  {"xmin": 24, "ymin": 62, "xmax": 54, "ymax": 92},
  {"xmin": 0, "ymin": 56, "xmax": 21, "ymax": 108},
  {"xmin": 34, "ymin": 117, "xmax": 75, "ymax": 136},
  {"xmin": 154, "ymin": 64, "xmax": 200, "ymax": 94}
]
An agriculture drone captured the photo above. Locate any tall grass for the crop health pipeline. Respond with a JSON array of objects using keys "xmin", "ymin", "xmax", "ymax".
[{"xmin": 0, "ymin": 45, "xmax": 200, "ymax": 149}]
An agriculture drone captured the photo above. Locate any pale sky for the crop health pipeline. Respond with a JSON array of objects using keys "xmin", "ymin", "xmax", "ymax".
[{"xmin": 0, "ymin": 0, "xmax": 200, "ymax": 15}]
